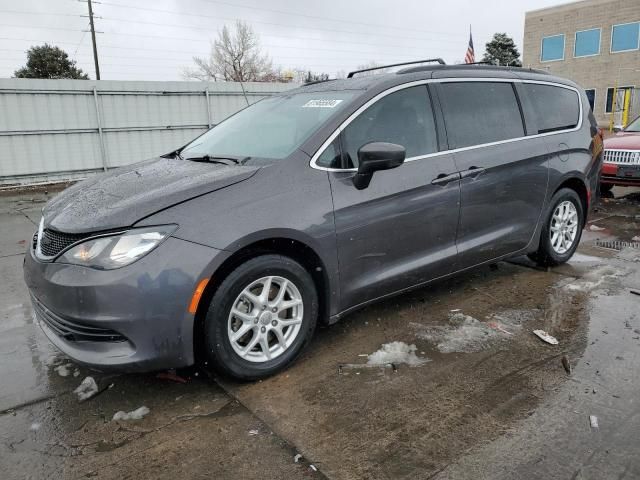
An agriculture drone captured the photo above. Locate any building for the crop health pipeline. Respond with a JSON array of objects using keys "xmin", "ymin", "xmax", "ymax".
[{"xmin": 523, "ymin": 0, "xmax": 640, "ymax": 127}]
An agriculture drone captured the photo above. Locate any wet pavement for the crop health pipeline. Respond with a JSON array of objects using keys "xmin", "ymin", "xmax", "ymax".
[{"xmin": 1, "ymin": 186, "xmax": 639, "ymax": 479}]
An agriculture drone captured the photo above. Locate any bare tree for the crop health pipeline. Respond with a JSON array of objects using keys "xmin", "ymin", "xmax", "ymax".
[{"xmin": 184, "ymin": 21, "xmax": 274, "ymax": 82}]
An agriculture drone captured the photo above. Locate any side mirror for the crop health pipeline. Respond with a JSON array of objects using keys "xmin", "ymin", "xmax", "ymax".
[
  {"xmin": 613, "ymin": 125, "xmax": 623, "ymax": 133},
  {"xmin": 352, "ymin": 142, "xmax": 405, "ymax": 190}
]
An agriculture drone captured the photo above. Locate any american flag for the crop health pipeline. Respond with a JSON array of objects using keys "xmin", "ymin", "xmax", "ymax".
[{"xmin": 465, "ymin": 30, "xmax": 475, "ymax": 64}]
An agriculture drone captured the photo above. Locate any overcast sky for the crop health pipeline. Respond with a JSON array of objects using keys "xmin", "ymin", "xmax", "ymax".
[{"xmin": 0, "ymin": 0, "xmax": 576, "ymax": 81}]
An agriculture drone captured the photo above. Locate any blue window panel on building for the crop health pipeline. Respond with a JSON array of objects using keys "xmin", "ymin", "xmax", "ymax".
[
  {"xmin": 611, "ymin": 23, "xmax": 640, "ymax": 52},
  {"xmin": 575, "ymin": 29, "xmax": 600, "ymax": 57},
  {"xmin": 541, "ymin": 35, "xmax": 565, "ymax": 61}
]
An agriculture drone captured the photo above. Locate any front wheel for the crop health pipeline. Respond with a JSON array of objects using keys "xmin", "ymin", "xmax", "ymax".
[
  {"xmin": 204, "ymin": 254, "xmax": 318, "ymax": 380},
  {"xmin": 528, "ymin": 188, "xmax": 584, "ymax": 267}
]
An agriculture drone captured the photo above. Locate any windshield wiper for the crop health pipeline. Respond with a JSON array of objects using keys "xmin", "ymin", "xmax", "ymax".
[{"xmin": 183, "ymin": 154, "xmax": 250, "ymax": 165}]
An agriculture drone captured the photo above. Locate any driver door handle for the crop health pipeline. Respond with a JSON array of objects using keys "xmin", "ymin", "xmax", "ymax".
[
  {"xmin": 431, "ymin": 172, "xmax": 461, "ymax": 186},
  {"xmin": 460, "ymin": 166, "xmax": 486, "ymax": 179}
]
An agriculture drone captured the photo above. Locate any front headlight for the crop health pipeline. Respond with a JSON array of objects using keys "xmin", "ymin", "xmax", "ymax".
[{"xmin": 57, "ymin": 225, "xmax": 177, "ymax": 269}]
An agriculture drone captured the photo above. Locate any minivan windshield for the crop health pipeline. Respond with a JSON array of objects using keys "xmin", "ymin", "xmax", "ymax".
[{"xmin": 180, "ymin": 90, "xmax": 356, "ymax": 160}]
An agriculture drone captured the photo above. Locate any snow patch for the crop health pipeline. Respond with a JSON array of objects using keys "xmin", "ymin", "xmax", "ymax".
[
  {"xmin": 569, "ymin": 253, "xmax": 603, "ymax": 263},
  {"xmin": 564, "ymin": 265, "xmax": 626, "ymax": 292},
  {"xmin": 113, "ymin": 406, "xmax": 150, "ymax": 421},
  {"xmin": 412, "ymin": 309, "xmax": 534, "ymax": 353},
  {"xmin": 367, "ymin": 341, "xmax": 429, "ymax": 366},
  {"xmin": 74, "ymin": 377, "xmax": 99, "ymax": 401}
]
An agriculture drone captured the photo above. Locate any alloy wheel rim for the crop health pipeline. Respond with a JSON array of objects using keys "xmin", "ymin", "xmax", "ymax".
[
  {"xmin": 227, "ymin": 276, "xmax": 303, "ymax": 363},
  {"xmin": 550, "ymin": 200, "xmax": 579, "ymax": 255}
]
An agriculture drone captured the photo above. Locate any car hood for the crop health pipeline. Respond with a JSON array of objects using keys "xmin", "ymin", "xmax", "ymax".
[
  {"xmin": 43, "ymin": 157, "xmax": 260, "ymax": 234},
  {"xmin": 604, "ymin": 132, "xmax": 640, "ymax": 150}
]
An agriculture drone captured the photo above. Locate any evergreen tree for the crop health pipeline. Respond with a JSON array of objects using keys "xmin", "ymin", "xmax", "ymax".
[
  {"xmin": 14, "ymin": 44, "xmax": 89, "ymax": 79},
  {"xmin": 482, "ymin": 33, "xmax": 522, "ymax": 67}
]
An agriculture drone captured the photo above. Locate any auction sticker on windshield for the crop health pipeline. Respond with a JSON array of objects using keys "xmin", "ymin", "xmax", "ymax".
[{"xmin": 302, "ymin": 99, "xmax": 343, "ymax": 108}]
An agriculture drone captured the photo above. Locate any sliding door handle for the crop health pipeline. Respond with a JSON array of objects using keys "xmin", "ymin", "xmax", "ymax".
[
  {"xmin": 460, "ymin": 166, "xmax": 486, "ymax": 179},
  {"xmin": 431, "ymin": 172, "xmax": 460, "ymax": 186}
]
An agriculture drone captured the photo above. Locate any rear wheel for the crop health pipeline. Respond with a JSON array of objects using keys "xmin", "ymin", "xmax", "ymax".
[
  {"xmin": 529, "ymin": 188, "xmax": 584, "ymax": 267},
  {"xmin": 204, "ymin": 254, "xmax": 318, "ymax": 380}
]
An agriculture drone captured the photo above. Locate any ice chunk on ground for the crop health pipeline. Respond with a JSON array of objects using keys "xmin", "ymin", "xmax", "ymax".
[
  {"xmin": 54, "ymin": 364, "xmax": 72, "ymax": 377},
  {"xmin": 74, "ymin": 376, "xmax": 99, "ymax": 401},
  {"xmin": 367, "ymin": 341, "xmax": 429, "ymax": 366},
  {"xmin": 112, "ymin": 406, "xmax": 150, "ymax": 421}
]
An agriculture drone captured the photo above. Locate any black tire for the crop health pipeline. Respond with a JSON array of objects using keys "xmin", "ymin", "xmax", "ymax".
[
  {"xmin": 204, "ymin": 254, "xmax": 318, "ymax": 380},
  {"xmin": 599, "ymin": 183, "xmax": 614, "ymax": 194},
  {"xmin": 528, "ymin": 188, "xmax": 584, "ymax": 267}
]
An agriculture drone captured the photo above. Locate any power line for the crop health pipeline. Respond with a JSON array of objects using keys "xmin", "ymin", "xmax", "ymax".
[
  {"xmin": 97, "ymin": 1, "xmax": 469, "ymax": 42},
  {"xmin": 0, "ymin": 32, "xmax": 462, "ymax": 57},
  {"xmin": 98, "ymin": 15, "xmax": 459, "ymax": 53},
  {"xmin": 196, "ymin": 0, "xmax": 484, "ymax": 37}
]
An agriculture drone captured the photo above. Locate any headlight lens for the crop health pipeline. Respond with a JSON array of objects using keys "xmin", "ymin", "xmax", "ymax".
[{"xmin": 57, "ymin": 226, "xmax": 177, "ymax": 269}]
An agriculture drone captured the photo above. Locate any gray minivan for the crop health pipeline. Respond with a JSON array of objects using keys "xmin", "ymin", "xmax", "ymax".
[{"xmin": 24, "ymin": 63, "xmax": 603, "ymax": 379}]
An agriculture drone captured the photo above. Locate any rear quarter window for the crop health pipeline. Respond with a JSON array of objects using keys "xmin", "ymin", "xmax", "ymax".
[
  {"xmin": 438, "ymin": 82, "xmax": 525, "ymax": 149},
  {"xmin": 522, "ymin": 83, "xmax": 580, "ymax": 134}
]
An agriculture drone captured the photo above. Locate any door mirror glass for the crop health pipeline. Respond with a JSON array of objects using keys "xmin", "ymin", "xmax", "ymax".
[{"xmin": 352, "ymin": 142, "xmax": 405, "ymax": 190}]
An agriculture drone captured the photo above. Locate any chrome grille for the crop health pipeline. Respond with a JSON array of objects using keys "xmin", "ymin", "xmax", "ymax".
[
  {"xmin": 39, "ymin": 229, "xmax": 89, "ymax": 257},
  {"xmin": 603, "ymin": 149, "xmax": 640, "ymax": 165}
]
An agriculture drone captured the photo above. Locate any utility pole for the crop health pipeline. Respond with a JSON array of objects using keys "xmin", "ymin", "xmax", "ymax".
[{"xmin": 86, "ymin": 0, "xmax": 100, "ymax": 80}]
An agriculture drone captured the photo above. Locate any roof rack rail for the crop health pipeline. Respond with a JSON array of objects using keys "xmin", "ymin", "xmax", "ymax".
[
  {"xmin": 463, "ymin": 61, "xmax": 495, "ymax": 66},
  {"xmin": 347, "ymin": 58, "xmax": 445, "ymax": 78},
  {"xmin": 303, "ymin": 78, "xmax": 336, "ymax": 86}
]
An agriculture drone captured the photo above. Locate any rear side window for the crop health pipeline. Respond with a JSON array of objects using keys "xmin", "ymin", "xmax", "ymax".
[
  {"xmin": 341, "ymin": 86, "xmax": 437, "ymax": 168},
  {"xmin": 439, "ymin": 82, "xmax": 525, "ymax": 149},
  {"xmin": 523, "ymin": 84, "xmax": 580, "ymax": 134}
]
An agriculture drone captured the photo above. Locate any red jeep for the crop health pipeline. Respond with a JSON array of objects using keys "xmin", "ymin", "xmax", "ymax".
[{"xmin": 601, "ymin": 116, "xmax": 640, "ymax": 192}]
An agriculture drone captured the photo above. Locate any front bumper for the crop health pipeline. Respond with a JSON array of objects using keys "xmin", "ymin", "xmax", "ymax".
[
  {"xmin": 601, "ymin": 162, "xmax": 640, "ymax": 186},
  {"xmin": 24, "ymin": 236, "xmax": 228, "ymax": 372}
]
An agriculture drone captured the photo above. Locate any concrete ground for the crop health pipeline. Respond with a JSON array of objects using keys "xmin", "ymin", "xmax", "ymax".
[{"xmin": 1, "ymin": 186, "xmax": 639, "ymax": 479}]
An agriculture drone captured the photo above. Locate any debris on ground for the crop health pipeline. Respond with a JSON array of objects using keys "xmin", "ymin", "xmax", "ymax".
[
  {"xmin": 561, "ymin": 355, "xmax": 571, "ymax": 374},
  {"xmin": 533, "ymin": 330, "xmax": 559, "ymax": 345},
  {"xmin": 367, "ymin": 341, "xmax": 429, "ymax": 366},
  {"xmin": 29, "ymin": 422, "xmax": 41, "ymax": 431},
  {"xmin": 589, "ymin": 224, "xmax": 605, "ymax": 231},
  {"xmin": 113, "ymin": 406, "xmax": 150, "ymax": 421},
  {"xmin": 54, "ymin": 364, "xmax": 72, "ymax": 377},
  {"xmin": 589, "ymin": 415, "xmax": 599, "ymax": 429},
  {"xmin": 339, "ymin": 362, "xmax": 396, "ymax": 374},
  {"xmin": 74, "ymin": 377, "xmax": 99, "ymax": 401},
  {"xmin": 294, "ymin": 453, "xmax": 302, "ymax": 463},
  {"xmin": 156, "ymin": 371, "xmax": 188, "ymax": 384},
  {"xmin": 310, "ymin": 465, "xmax": 318, "ymax": 472},
  {"xmin": 487, "ymin": 321, "xmax": 513, "ymax": 335},
  {"xmin": 248, "ymin": 429, "xmax": 259, "ymax": 436},
  {"xmin": 630, "ymin": 290, "xmax": 640, "ymax": 297}
]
